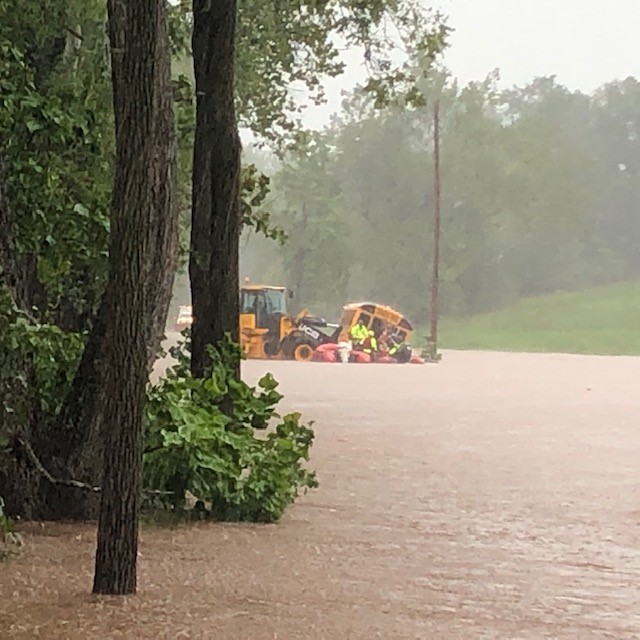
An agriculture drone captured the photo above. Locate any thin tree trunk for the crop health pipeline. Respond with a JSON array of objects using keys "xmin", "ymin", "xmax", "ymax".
[
  {"xmin": 190, "ymin": 0, "xmax": 241, "ymax": 379},
  {"xmin": 289, "ymin": 201, "xmax": 309, "ymax": 311},
  {"xmin": 93, "ymin": 0, "xmax": 177, "ymax": 596}
]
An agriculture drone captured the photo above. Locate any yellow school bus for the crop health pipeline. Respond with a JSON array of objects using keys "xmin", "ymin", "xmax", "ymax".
[{"xmin": 338, "ymin": 302, "xmax": 414, "ymax": 344}]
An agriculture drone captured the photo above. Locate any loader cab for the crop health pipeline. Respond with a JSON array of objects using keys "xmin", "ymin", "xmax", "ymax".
[
  {"xmin": 240, "ymin": 286, "xmax": 287, "ymax": 327},
  {"xmin": 239, "ymin": 285, "xmax": 295, "ymax": 358}
]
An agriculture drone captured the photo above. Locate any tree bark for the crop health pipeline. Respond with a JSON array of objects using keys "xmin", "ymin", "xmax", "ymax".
[
  {"xmin": 92, "ymin": 0, "xmax": 177, "ymax": 596},
  {"xmin": 107, "ymin": 0, "xmax": 178, "ymax": 373},
  {"xmin": 41, "ymin": 308, "xmax": 107, "ymax": 520},
  {"xmin": 190, "ymin": 0, "xmax": 242, "ymax": 379}
]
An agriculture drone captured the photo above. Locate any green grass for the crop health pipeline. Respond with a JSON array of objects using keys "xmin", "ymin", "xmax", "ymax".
[{"xmin": 426, "ymin": 282, "xmax": 640, "ymax": 356}]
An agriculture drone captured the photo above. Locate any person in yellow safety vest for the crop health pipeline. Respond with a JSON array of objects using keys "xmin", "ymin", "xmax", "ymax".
[
  {"xmin": 349, "ymin": 319, "xmax": 368, "ymax": 347},
  {"xmin": 388, "ymin": 333, "xmax": 409, "ymax": 362},
  {"xmin": 361, "ymin": 330, "xmax": 378, "ymax": 358}
]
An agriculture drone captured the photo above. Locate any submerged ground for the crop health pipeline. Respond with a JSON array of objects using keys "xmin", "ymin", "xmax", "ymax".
[{"xmin": 3, "ymin": 348, "xmax": 640, "ymax": 638}]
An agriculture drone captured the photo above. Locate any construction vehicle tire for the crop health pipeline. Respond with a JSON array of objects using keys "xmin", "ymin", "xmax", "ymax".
[
  {"xmin": 293, "ymin": 342, "xmax": 314, "ymax": 362},
  {"xmin": 263, "ymin": 336, "xmax": 281, "ymax": 357},
  {"xmin": 280, "ymin": 337, "xmax": 295, "ymax": 360}
]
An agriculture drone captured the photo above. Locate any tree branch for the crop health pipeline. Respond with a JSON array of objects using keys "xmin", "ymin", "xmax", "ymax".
[
  {"xmin": 66, "ymin": 26, "xmax": 84, "ymax": 42},
  {"xmin": 14, "ymin": 435, "xmax": 173, "ymax": 496}
]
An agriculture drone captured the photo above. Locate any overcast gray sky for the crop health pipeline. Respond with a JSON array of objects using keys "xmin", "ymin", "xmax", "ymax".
[{"xmin": 303, "ymin": 0, "xmax": 640, "ymax": 128}]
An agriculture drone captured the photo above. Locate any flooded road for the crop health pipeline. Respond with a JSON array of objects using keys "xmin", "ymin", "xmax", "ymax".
[{"xmin": 3, "ymin": 349, "xmax": 640, "ymax": 638}]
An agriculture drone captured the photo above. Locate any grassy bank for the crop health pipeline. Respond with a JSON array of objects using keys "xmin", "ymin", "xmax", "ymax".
[{"xmin": 424, "ymin": 282, "xmax": 640, "ymax": 356}]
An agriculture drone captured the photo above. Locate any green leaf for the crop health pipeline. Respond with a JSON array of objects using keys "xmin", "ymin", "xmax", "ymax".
[{"xmin": 258, "ymin": 373, "xmax": 279, "ymax": 392}]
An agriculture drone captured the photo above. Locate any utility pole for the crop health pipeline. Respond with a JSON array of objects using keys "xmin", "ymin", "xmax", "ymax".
[{"xmin": 427, "ymin": 99, "xmax": 442, "ymax": 361}]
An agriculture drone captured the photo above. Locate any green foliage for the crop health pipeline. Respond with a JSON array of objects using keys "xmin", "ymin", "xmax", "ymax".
[
  {"xmin": 0, "ymin": 3, "xmax": 112, "ymax": 323},
  {"xmin": 164, "ymin": 1, "xmax": 449, "ymax": 145},
  {"xmin": 240, "ymin": 164, "xmax": 287, "ymax": 244},
  {"xmin": 0, "ymin": 290, "xmax": 85, "ymax": 435},
  {"xmin": 236, "ymin": 0, "xmax": 447, "ymax": 143},
  {"xmin": 143, "ymin": 336, "xmax": 317, "ymax": 523}
]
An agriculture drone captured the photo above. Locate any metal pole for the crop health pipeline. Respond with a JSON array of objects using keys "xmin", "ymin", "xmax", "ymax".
[{"xmin": 429, "ymin": 99, "xmax": 441, "ymax": 349}]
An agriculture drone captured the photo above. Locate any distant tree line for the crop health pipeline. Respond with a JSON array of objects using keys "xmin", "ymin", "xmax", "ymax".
[{"xmin": 242, "ymin": 71, "xmax": 640, "ymax": 324}]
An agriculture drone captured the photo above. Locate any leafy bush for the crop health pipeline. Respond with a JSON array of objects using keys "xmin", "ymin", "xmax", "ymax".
[
  {"xmin": 143, "ymin": 336, "xmax": 318, "ymax": 523},
  {"xmin": 0, "ymin": 290, "xmax": 85, "ymax": 437}
]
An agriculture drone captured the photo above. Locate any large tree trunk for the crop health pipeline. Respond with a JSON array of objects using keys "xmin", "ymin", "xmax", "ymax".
[
  {"xmin": 92, "ymin": 0, "xmax": 177, "ymax": 595},
  {"xmin": 40, "ymin": 309, "xmax": 107, "ymax": 520},
  {"xmin": 190, "ymin": 0, "xmax": 242, "ymax": 379}
]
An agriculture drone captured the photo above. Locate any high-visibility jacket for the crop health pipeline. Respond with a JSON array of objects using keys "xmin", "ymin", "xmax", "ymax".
[
  {"xmin": 389, "ymin": 338, "xmax": 405, "ymax": 357},
  {"xmin": 362, "ymin": 336, "xmax": 378, "ymax": 353},
  {"xmin": 350, "ymin": 323, "xmax": 368, "ymax": 343}
]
